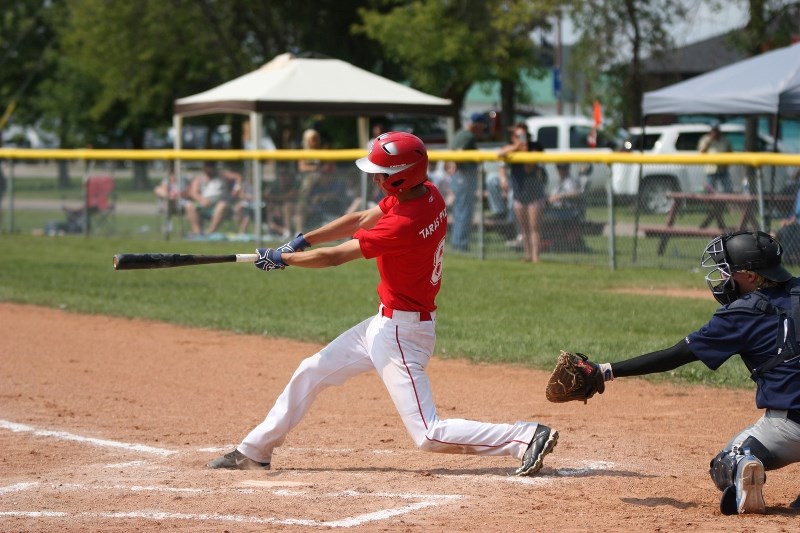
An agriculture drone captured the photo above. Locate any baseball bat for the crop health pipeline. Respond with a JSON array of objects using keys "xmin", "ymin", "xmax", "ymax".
[{"xmin": 113, "ymin": 253, "xmax": 258, "ymax": 270}]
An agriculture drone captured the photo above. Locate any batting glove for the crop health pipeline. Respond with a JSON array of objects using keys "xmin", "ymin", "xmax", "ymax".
[
  {"xmin": 254, "ymin": 248, "xmax": 286, "ymax": 271},
  {"xmin": 277, "ymin": 233, "xmax": 310, "ymax": 253}
]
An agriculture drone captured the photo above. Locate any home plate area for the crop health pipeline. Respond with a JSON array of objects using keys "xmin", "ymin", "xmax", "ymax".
[{"xmin": 0, "ymin": 421, "xmax": 613, "ymax": 530}]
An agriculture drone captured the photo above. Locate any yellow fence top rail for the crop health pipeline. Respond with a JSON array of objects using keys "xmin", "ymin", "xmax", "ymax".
[{"xmin": 1, "ymin": 148, "xmax": 799, "ymax": 167}]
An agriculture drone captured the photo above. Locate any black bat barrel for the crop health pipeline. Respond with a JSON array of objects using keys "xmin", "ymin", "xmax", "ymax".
[{"xmin": 113, "ymin": 253, "xmax": 237, "ymax": 270}]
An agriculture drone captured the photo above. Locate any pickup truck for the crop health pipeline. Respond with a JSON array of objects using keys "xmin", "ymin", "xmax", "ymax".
[{"xmin": 524, "ymin": 115, "xmax": 616, "ymax": 195}]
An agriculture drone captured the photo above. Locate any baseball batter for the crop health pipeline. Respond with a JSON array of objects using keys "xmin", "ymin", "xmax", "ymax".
[
  {"xmin": 208, "ymin": 131, "xmax": 558, "ymax": 476},
  {"xmin": 554, "ymin": 231, "xmax": 800, "ymax": 514}
]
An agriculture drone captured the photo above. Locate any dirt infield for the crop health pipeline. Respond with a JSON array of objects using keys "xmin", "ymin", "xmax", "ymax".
[{"xmin": 2, "ymin": 302, "xmax": 798, "ymax": 532}]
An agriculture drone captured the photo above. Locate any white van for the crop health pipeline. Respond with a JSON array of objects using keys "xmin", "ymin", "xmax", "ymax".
[{"xmin": 612, "ymin": 123, "xmax": 790, "ymax": 213}]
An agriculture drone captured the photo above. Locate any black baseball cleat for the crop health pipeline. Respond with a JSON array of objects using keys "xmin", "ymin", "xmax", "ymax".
[
  {"xmin": 207, "ymin": 449, "xmax": 271, "ymax": 470},
  {"xmin": 515, "ymin": 425, "xmax": 559, "ymax": 476},
  {"xmin": 790, "ymin": 494, "xmax": 800, "ymax": 509}
]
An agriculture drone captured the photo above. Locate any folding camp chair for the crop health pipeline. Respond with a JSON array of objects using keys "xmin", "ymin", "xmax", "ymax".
[{"xmin": 62, "ymin": 175, "xmax": 116, "ymax": 235}]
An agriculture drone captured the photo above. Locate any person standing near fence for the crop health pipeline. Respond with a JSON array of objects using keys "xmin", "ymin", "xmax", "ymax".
[
  {"xmin": 698, "ymin": 124, "xmax": 733, "ymax": 193},
  {"xmin": 448, "ymin": 113, "xmax": 488, "ymax": 252},
  {"xmin": 499, "ymin": 124, "xmax": 548, "ymax": 263}
]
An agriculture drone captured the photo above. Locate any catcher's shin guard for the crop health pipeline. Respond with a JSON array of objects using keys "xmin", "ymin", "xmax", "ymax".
[
  {"xmin": 710, "ymin": 435, "xmax": 775, "ymax": 491},
  {"xmin": 710, "ymin": 450, "xmax": 738, "ymax": 491}
]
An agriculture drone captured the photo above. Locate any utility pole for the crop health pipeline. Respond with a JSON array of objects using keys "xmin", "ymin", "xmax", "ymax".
[{"xmin": 555, "ymin": 9, "xmax": 563, "ymax": 116}]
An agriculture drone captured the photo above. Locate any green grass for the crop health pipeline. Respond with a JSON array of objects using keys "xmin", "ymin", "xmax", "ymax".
[{"xmin": 0, "ymin": 233, "xmax": 755, "ymax": 390}]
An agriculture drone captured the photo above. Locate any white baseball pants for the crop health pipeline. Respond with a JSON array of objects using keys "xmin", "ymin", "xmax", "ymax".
[{"xmin": 238, "ymin": 307, "xmax": 537, "ymax": 464}]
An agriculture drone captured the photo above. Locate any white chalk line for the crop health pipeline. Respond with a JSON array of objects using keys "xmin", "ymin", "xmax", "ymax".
[
  {"xmin": 0, "ymin": 505, "xmax": 451, "ymax": 528},
  {"xmin": 1, "ymin": 418, "xmax": 615, "ymax": 482},
  {"xmin": 0, "ymin": 485, "xmax": 462, "ymax": 528},
  {"xmin": 0, "ymin": 419, "xmax": 610, "ymax": 526},
  {"xmin": 0, "ymin": 419, "xmax": 175, "ymax": 457},
  {"xmin": 0, "ymin": 482, "xmax": 38, "ymax": 494}
]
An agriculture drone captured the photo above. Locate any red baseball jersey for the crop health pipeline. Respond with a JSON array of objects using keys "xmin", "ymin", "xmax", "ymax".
[{"xmin": 354, "ymin": 181, "xmax": 447, "ymax": 312}]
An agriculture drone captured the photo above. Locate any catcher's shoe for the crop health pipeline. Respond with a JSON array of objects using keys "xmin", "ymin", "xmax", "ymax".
[
  {"xmin": 515, "ymin": 425, "xmax": 558, "ymax": 476},
  {"xmin": 719, "ymin": 454, "xmax": 766, "ymax": 515},
  {"xmin": 207, "ymin": 449, "xmax": 271, "ymax": 470},
  {"xmin": 735, "ymin": 454, "xmax": 766, "ymax": 514}
]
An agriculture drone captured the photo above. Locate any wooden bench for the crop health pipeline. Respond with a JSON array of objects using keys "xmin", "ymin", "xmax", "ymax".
[
  {"xmin": 641, "ymin": 192, "xmax": 795, "ymax": 256},
  {"xmin": 640, "ymin": 225, "xmax": 732, "ymax": 255},
  {"xmin": 484, "ymin": 217, "xmax": 605, "ymax": 252}
]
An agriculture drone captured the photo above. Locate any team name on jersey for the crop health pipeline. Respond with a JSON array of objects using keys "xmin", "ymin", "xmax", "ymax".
[{"xmin": 418, "ymin": 208, "xmax": 447, "ymax": 239}]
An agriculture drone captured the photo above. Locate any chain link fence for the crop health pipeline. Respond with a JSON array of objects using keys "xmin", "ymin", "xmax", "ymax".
[{"xmin": 2, "ymin": 151, "xmax": 800, "ymax": 271}]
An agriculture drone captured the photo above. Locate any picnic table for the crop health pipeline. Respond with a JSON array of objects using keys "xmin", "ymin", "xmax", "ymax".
[{"xmin": 640, "ymin": 192, "xmax": 793, "ymax": 255}]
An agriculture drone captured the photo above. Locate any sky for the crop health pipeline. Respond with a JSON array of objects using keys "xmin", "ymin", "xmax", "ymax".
[{"xmin": 557, "ymin": 2, "xmax": 749, "ymax": 46}]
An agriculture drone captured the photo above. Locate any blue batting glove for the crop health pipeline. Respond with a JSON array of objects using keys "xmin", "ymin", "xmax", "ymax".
[
  {"xmin": 277, "ymin": 233, "xmax": 311, "ymax": 253},
  {"xmin": 254, "ymin": 248, "xmax": 286, "ymax": 271}
]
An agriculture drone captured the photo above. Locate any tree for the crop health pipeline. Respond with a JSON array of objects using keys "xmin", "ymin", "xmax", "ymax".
[
  {"xmin": 568, "ymin": 0, "xmax": 691, "ymax": 128},
  {"xmin": 0, "ymin": 1, "xmax": 58, "ymax": 132},
  {"xmin": 54, "ymin": 0, "xmax": 245, "ymax": 188},
  {"xmin": 730, "ymin": 0, "xmax": 800, "ymax": 54},
  {"xmin": 52, "ymin": 0, "xmax": 394, "ymax": 163},
  {"xmin": 357, "ymin": 0, "xmax": 554, "ymax": 131}
]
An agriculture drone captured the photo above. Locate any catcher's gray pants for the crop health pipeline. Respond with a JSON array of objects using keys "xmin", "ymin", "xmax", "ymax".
[{"xmin": 724, "ymin": 410, "xmax": 800, "ymax": 470}]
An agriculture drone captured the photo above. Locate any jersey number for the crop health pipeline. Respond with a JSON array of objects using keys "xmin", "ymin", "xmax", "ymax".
[{"xmin": 430, "ymin": 237, "xmax": 445, "ymax": 285}]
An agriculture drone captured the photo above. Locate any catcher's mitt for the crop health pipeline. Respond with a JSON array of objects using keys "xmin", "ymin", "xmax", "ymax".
[{"xmin": 545, "ymin": 351, "xmax": 605, "ymax": 404}]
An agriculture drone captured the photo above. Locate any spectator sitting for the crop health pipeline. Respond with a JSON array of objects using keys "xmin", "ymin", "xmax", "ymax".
[
  {"xmin": 294, "ymin": 128, "xmax": 334, "ymax": 232},
  {"xmin": 153, "ymin": 162, "xmax": 188, "ymax": 218},
  {"xmin": 429, "ymin": 161, "xmax": 454, "ymax": 208},
  {"xmin": 546, "ymin": 163, "xmax": 584, "ymax": 220},
  {"xmin": 184, "ymin": 161, "xmax": 232, "ymax": 236},
  {"xmin": 346, "ymin": 179, "xmax": 384, "ymax": 214},
  {"xmin": 153, "ymin": 162, "xmax": 190, "ymax": 235},
  {"xmin": 264, "ymin": 163, "xmax": 298, "ymax": 239},
  {"xmin": 486, "ymin": 163, "xmax": 514, "ymax": 223},
  {"xmin": 306, "ymin": 172, "xmax": 348, "ymax": 226},
  {"xmin": 223, "ymin": 164, "xmax": 254, "ymax": 236}
]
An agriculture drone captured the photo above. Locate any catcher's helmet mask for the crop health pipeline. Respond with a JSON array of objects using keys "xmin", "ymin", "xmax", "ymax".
[
  {"xmin": 356, "ymin": 131, "xmax": 428, "ymax": 195},
  {"xmin": 702, "ymin": 231, "xmax": 792, "ymax": 305}
]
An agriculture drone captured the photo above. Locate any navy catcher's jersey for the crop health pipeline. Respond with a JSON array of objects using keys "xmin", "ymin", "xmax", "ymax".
[{"xmin": 686, "ymin": 282, "xmax": 800, "ymax": 410}]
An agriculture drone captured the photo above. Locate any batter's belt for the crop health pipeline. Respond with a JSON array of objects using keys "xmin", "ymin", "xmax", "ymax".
[{"xmin": 379, "ymin": 305, "xmax": 433, "ymax": 322}]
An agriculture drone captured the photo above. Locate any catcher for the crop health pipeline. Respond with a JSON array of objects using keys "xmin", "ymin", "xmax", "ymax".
[{"xmin": 547, "ymin": 231, "xmax": 800, "ymax": 515}]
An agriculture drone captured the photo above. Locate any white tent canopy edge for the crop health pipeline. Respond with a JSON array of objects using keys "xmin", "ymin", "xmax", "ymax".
[{"xmin": 172, "ymin": 53, "xmax": 456, "ymax": 244}]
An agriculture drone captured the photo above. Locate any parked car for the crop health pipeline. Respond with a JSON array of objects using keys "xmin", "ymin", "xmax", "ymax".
[{"xmin": 613, "ymin": 123, "xmax": 789, "ymax": 213}]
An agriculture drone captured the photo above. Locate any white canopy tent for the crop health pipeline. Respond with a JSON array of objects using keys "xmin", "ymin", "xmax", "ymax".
[{"xmin": 173, "ymin": 52, "xmax": 456, "ymax": 243}]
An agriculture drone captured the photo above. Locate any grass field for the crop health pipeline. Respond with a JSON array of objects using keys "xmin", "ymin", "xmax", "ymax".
[{"xmin": 1, "ymin": 233, "xmax": 755, "ymax": 390}]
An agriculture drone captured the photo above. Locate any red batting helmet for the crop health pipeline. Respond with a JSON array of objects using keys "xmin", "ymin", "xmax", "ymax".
[{"xmin": 356, "ymin": 131, "xmax": 428, "ymax": 195}]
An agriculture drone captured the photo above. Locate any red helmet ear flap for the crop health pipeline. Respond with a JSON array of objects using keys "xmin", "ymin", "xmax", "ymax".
[{"xmin": 356, "ymin": 131, "xmax": 428, "ymax": 194}]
